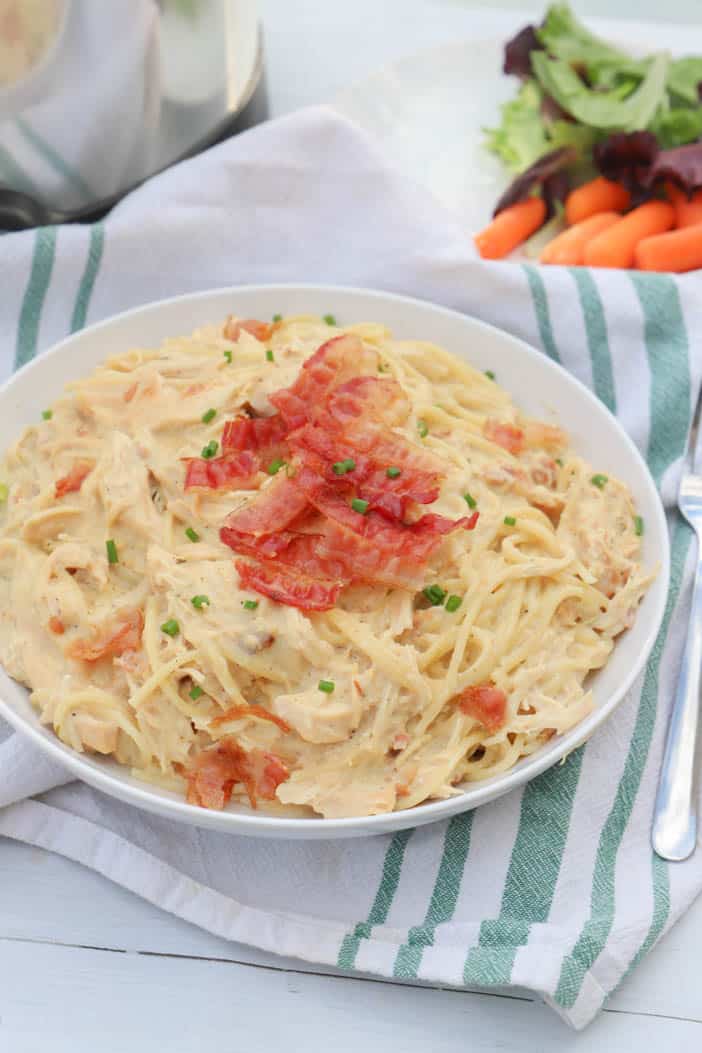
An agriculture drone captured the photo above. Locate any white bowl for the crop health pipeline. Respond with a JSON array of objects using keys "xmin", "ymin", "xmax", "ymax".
[{"xmin": 0, "ymin": 285, "xmax": 669, "ymax": 838}]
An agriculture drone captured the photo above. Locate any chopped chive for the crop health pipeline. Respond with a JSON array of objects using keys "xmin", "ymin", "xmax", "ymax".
[
  {"xmin": 201, "ymin": 408, "xmax": 216, "ymax": 424},
  {"xmin": 243, "ymin": 599, "xmax": 259, "ymax": 611},
  {"xmin": 267, "ymin": 458, "xmax": 286, "ymax": 475},
  {"xmin": 223, "ymin": 350, "xmax": 232, "ymax": 364},
  {"xmin": 185, "ymin": 526, "xmax": 200, "ymax": 543},
  {"xmin": 484, "ymin": 370, "xmax": 496, "ymax": 381},
  {"xmin": 591, "ymin": 474, "xmax": 608, "ymax": 489},
  {"xmin": 423, "ymin": 584, "xmax": 447, "ymax": 606},
  {"xmin": 378, "ymin": 362, "xmax": 388, "ymax": 373},
  {"xmin": 189, "ymin": 684, "xmax": 204, "ymax": 700},
  {"xmin": 42, "ymin": 409, "xmax": 52, "ymax": 420},
  {"xmin": 0, "ymin": 482, "xmax": 8, "ymax": 502},
  {"xmin": 323, "ymin": 314, "xmax": 337, "ymax": 326},
  {"xmin": 201, "ymin": 439, "xmax": 218, "ymax": 459},
  {"xmin": 417, "ymin": 419, "xmax": 429, "ymax": 438},
  {"xmin": 318, "ymin": 679, "xmax": 335, "ymax": 693},
  {"xmin": 555, "ymin": 457, "xmax": 563, "ymax": 467},
  {"xmin": 191, "ymin": 594, "xmax": 210, "ymax": 609},
  {"xmin": 105, "ymin": 539, "xmax": 119, "ymax": 564},
  {"xmin": 634, "ymin": 515, "xmax": 644, "ymax": 537},
  {"xmin": 445, "ymin": 594, "xmax": 463, "ymax": 613},
  {"xmin": 333, "ymin": 458, "xmax": 356, "ymax": 475},
  {"xmin": 386, "ymin": 466, "xmax": 401, "ymax": 479},
  {"xmin": 265, "ymin": 349, "xmax": 275, "ymax": 362},
  {"xmin": 463, "ymin": 492, "xmax": 477, "ymax": 510},
  {"xmin": 351, "ymin": 497, "xmax": 369, "ymax": 514},
  {"xmin": 161, "ymin": 618, "xmax": 180, "ymax": 637},
  {"xmin": 503, "ymin": 515, "xmax": 516, "ymax": 526},
  {"xmin": 272, "ymin": 313, "xmax": 282, "ymax": 323}
]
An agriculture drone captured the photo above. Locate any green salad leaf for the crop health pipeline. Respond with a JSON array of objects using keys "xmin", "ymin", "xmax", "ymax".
[
  {"xmin": 531, "ymin": 49, "xmax": 669, "ymax": 131},
  {"xmin": 650, "ymin": 105, "xmax": 702, "ymax": 149},
  {"xmin": 484, "ymin": 81, "xmax": 549, "ymax": 172},
  {"xmin": 667, "ymin": 56, "xmax": 702, "ymax": 104},
  {"xmin": 537, "ymin": 3, "xmax": 629, "ymax": 68}
]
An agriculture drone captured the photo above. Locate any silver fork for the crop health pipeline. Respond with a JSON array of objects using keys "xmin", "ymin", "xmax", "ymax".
[{"xmin": 652, "ymin": 385, "xmax": 702, "ymax": 861}]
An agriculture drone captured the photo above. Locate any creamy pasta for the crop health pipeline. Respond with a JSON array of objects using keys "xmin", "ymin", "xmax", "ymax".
[{"xmin": 0, "ymin": 314, "xmax": 652, "ymax": 817}]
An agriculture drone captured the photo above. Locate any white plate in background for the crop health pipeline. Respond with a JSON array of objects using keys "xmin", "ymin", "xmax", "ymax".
[{"xmin": 0, "ymin": 284, "xmax": 669, "ymax": 838}]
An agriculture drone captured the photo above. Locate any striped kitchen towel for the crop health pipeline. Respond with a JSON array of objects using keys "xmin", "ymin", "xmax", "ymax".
[{"xmin": 1, "ymin": 106, "xmax": 701, "ymax": 1030}]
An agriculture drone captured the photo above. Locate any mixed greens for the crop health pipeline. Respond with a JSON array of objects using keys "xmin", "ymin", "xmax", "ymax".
[{"xmin": 486, "ymin": 4, "xmax": 702, "ymax": 186}]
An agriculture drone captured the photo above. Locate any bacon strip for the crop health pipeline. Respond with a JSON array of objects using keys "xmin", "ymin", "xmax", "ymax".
[
  {"xmin": 456, "ymin": 684, "xmax": 508, "ymax": 733},
  {"xmin": 223, "ymin": 318, "xmax": 273, "ymax": 343},
  {"xmin": 220, "ymin": 475, "xmax": 309, "ymax": 537},
  {"xmin": 222, "ymin": 415, "xmax": 288, "ymax": 454},
  {"xmin": 484, "ymin": 419, "xmax": 525, "ymax": 455},
  {"xmin": 235, "ymin": 558, "xmax": 344, "ymax": 611},
  {"xmin": 184, "ymin": 737, "xmax": 289, "ymax": 810},
  {"xmin": 55, "ymin": 461, "xmax": 93, "ymax": 498},
  {"xmin": 184, "ymin": 451, "xmax": 260, "ymax": 491},
  {"xmin": 211, "ymin": 704, "xmax": 291, "ymax": 733},
  {"xmin": 67, "ymin": 609, "xmax": 144, "ymax": 663}
]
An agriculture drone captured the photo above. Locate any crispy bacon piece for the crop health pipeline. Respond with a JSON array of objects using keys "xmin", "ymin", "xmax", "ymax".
[
  {"xmin": 235, "ymin": 558, "xmax": 343, "ymax": 611},
  {"xmin": 210, "ymin": 704, "xmax": 290, "ymax": 733},
  {"xmin": 66, "ymin": 608, "xmax": 144, "ymax": 663},
  {"xmin": 223, "ymin": 523, "xmax": 351, "ymax": 583},
  {"xmin": 484, "ymin": 419, "xmax": 525, "ymax": 455},
  {"xmin": 269, "ymin": 334, "xmax": 378, "ymax": 429},
  {"xmin": 223, "ymin": 317, "xmax": 273, "ymax": 343},
  {"xmin": 55, "ymin": 461, "xmax": 93, "ymax": 498},
  {"xmin": 313, "ymin": 504, "xmax": 477, "ymax": 591},
  {"xmin": 184, "ymin": 738, "xmax": 289, "ymax": 810},
  {"xmin": 184, "ymin": 451, "xmax": 259, "ymax": 491},
  {"xmin": 327, "ymin": 376, "xmax": 410, "ymax": 427},
  {"xmin": 456, "ymin": 684, "xmax": 508, "ymax": 733},
  {"xmin": 523, "ymin": 421, "xmax": 567, "ymax": 451},
  {"xmin": 222, "ymin": 414, "xmax": 289, "ymax": 454},
  {"xmin": 220, "ymin": 475, "xmax": 309, "ymax": 537}
]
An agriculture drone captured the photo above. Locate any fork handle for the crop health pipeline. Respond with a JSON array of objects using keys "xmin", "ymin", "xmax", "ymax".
[{"xmin": 652, "ymin": 542, "xmax": 702, "ymax": 861}]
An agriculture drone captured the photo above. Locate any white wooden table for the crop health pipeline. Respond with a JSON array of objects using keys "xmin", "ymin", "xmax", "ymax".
[{"xmin": 2, "ymin": 3, "xmax": 702, "ymax": 1049}]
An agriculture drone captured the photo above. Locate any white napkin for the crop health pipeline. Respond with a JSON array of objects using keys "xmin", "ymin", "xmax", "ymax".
[{"xmin": 1, "ymin": 105, "xmax": 701, "ymax": 1030}]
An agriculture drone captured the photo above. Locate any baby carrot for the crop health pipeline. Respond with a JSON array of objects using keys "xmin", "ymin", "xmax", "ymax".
[
  {"xmin": 635, "ymin": 225, "xmax": 702, "ymax": 272},
  {"xmin": 665, "ymin": 181, "xmax": 702, "ymax": 228},
  {"xmin": 565, "ymin": 177, "xmax": 630, "ymax": 226},
  {"xmin": 539, "ymin": 212, "xmax": 621, "ymax": 265},
  {"xmin": 583, "ymin": 201, "xmax": 675, "ymax": 269},
  {"xmin": 475, "ymin": 197, "xmax": 547, "ymax": 260}
]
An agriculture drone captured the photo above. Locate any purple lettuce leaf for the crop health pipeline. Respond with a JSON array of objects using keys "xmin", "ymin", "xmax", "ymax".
[{"xmin": 493, "ymin": 146, "xmax": 577, "ymax": 216}]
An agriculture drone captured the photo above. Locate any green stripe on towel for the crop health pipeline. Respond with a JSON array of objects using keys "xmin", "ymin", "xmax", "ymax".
[
  {"xmin": 337, "ymin": 828, "xmax": 413, "ymax": 970},
  {"xmin": 522, "ymin": 264, "xmax": 560, "ymax": 363},
  {"xmin": 71, "ymin": 223, "xmax": 105, "ymax": 332},
  {"xmin": 570, "ymin": 268, "xmax": 616, "ymax": 413},
  {"xmin": 393, "ymin": 812, "xmax": 474, "ymax": 979},
  {"xmin": 15, "ymin": 227, "xmax": 57, "ymax": 370},
  {"xmin": 462, "ymin": 747, "xmax": 584, "ymax": 986}
]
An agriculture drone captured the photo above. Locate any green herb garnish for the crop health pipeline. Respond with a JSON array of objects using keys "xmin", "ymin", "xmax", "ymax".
[
  {"xmin": 189, "ymin": 684, "xmax": 204, "ymax": 700},
  {"xmin": 191, "ymin": 595, "xmax": 210, "ymax": 609},
  {"xmin": 242, "ymin": 599, "xmax": 259, "ymax": 611},
  {"xmin": 333, "ymin": 459, "xmax": 356, "ymax": 475},
  {"xmin": 201, "ymin": 408, "xmax": 216, "ymax": 424},
  {"xmin": 272, "ymin": 313, "xmax": 282, "ymax": 323},
  {"xmin": 267, "ymin": 458, "xmax": 286, "ymax": 475},
  {"xmin": 42, "ymin": 409, "xmax": 52, "ymax": 420},
  {"xmin": 323, "ymin": 314, "xmax": 337, "ymax": 326},
  {"xmin": 265, "ymin": 349, "xmax": 275, "ymax": 362},
  {"xmin": 634, "ymin": 515, "xmax": 644, "ymax": 536},
  {"xmin": 386, "ymin": 466, "xmax": 401, "ymax": 479},
  {"xmin": 201, "ymin": 440, "xmax": 218, "ymax": 459},
  {"xmin": 445, "ymin": 594, "xmax": 463, "ymax": 613},
  {"xmin": 417, "ymin": 419, "xmax": 429, "ymax": 439},
  {"xmin": 161, "ymin": 619, "xmax": 180, "ymax": 637},
  {"xmin": 223, "ymin": 350, "xmax": 232, "ymax": 364},
  {"xmin": 591, "ymin": 474, "xmax": 608, "ymax": 489},
  {"xmin": 504, "ymin": 515, "xmax": 516, "ymax": 526},
  {"xmin": 318, "ymin": 679, "xmax": 335, "ymax": 693},
  {"xmin": 484, "ymin": 370, "xmax": 496, "ymax": 381},
  {"xmin": 351, "ymin": 497, "xmax": 369, "ymax": 514},
  {"xmin": 423, "ymin": 584, "xmax": 447, "ymax": 606},
  {"xmin": 106, "ymin": 539, "xmax": 119, "ymax": 564},
  {"xmin": 463, "ymin": 492, "xmax": 477, "ymax": 509},
  {"xmin": 185, "ymin": 527, "xmax": 200, "ymax": 543}
]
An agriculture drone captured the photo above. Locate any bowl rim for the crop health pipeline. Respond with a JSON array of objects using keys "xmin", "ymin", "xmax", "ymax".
[{"xmin": 0, "ymin": 283, "xmax": 670, "ymax": 837}]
